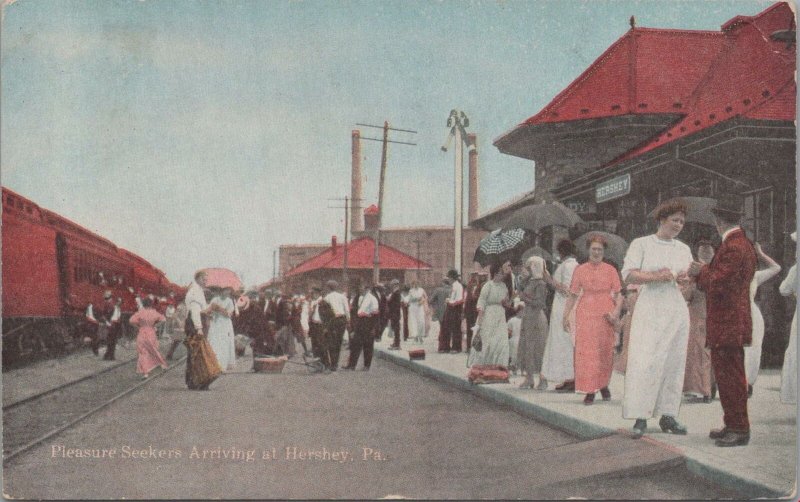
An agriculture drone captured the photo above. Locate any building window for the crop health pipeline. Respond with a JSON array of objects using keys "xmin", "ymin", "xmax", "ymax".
[{"xmin": 743, "ymin": 188, "xmax": 774, "ymax": 246}]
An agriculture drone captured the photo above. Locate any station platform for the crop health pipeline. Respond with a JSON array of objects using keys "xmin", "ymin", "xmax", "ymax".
[
  {"xmin": 2, "ymin": 337, "xmax": 176, "ymax": 408},
  {"xmin": 374, "ymin": 331, "xmax": 797, "ymax": 499}
]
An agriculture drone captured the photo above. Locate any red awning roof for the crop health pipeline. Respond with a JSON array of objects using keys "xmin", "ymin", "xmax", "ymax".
[
  {"xmin": 496, "ymin": 2, "xmax": 795, "ymax": 171},
  {"xmin": 611, "ymin": 2, "xmax": 796, "ymax": 163},
  {"xmin": 285, "ymin": 237, "xmax": 432, "ymax": 277},
  {"xmin": 520, "ymin": 28, "xmax": 723, "ymax": 126}
]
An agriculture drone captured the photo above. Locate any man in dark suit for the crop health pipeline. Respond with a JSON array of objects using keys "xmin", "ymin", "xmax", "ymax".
[
  {"xmin": 96, "ymin": 291, "xmax": 118, "ymax": 360},
  {"xmin": 690, "ymin": 194, "xmax": 757, "ymax": 447},
  {"xmin": 386, "ymin": 280, "xmax": 403, "ymax": 350},
  {"xmin": 371, "ymin": 284, "xmax": 388, "ymax": 341}
]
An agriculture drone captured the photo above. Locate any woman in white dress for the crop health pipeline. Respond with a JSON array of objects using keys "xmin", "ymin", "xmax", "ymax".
[
  {"xmin": 207, "ymin": 288, "xmax": 236, "ymax": 372},
  {"xmin": 744, "ymin": 243, "xmax": 781, "ymax": 394},
  {"xmin": 406, "ymin": 280, "xmax": 427, "ymax": 344},
  {"xmin": 780, "ymin": 232, "xmax": 797, "ymax": 404},
  {"xmin": 621, "ymin": 199, "xmax": 693, "ymax": 438},
  {"xmin": 469, "ymin": 261, "xmax": 512, "ymax": 368},
  {"xmin": 541, "ymin": 239, "xmax": 580, "ymax": 392}
]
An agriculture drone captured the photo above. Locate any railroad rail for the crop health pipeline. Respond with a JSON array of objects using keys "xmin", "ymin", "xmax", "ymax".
[{"xmin": 3, "ymin": 355, "xmax": 186, "ymax": 464}]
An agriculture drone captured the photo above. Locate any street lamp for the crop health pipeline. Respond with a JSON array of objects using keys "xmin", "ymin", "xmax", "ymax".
[{"xmin": 441, "ymin": 110, "xmax": 474, "ymax": 278}]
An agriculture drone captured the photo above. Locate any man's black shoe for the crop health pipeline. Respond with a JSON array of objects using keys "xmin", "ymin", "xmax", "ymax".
[
  {"xmin": 709, "ymin": 427, "xmax": 728, "ymax": 439},
  {"xmin": 715, "ymin": 431, "xmax": 750, "ymax": 447}
]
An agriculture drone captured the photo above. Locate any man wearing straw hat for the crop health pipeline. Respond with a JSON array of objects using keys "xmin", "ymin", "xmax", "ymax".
[{"xmin": 689, "ymin": 194, "xmax": 757, "ymax": 447}]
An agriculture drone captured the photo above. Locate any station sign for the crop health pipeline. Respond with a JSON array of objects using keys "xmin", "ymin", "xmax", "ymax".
[{"xmin": 595, "ymin": 173, "xmax": 631, "ymax": 203}]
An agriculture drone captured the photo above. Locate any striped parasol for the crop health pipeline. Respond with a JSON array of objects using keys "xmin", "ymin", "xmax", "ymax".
[{"xmin": 473, "ymin": 228, "xmax": 530, "ymax": 267}]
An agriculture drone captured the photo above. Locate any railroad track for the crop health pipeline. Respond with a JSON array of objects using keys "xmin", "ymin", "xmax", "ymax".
[{"xmin": 3, "ymin": 353, "xmax": 186, "ymax": 464}]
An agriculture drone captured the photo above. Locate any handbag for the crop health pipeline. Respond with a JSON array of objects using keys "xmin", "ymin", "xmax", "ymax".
[{"xmin": 471, "ymin": 331, "xmax": 482, "ymax": 352}]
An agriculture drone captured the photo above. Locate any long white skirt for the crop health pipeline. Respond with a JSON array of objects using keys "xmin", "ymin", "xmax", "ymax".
[
  {"xmin": 781, "ymin": 311, "xmax": 797, "ymax": 404},
  {"xmin": 541, "ymin": 293, "xmax": 574, "ymax": 383},
  {"xmin": 208, "ymin": 318, "xmax": 236, "ymax": 370},
  {"xmin": 744, "ymin": 303, "xmax": 765, "ymax": 385},
  {"xmin": 623, "ymin": 287, "xmax": 689, "ymax": 419},
  {"xmin": 468, "ymin": 305, "xmax": 510, "ymax": 367},
  {"xmin": 408, "ymin": 304, "xmax": 426, "ymax": 341},
  {"xmin": 509, "ymin": 331, "xmax": 520, "ymax": 368}
]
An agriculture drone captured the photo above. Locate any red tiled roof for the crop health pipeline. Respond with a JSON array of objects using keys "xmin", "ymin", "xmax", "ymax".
[
  {"xmin": 610, "ymin": 2, "xmax": 795, "ymax": 163},
  {"xmin": 285, "ymin": 237, "xmax": 431, "ymax": 277},
  {"xmin": 523, "ymin": 28, "xmax": 723, "ymax": 125}
]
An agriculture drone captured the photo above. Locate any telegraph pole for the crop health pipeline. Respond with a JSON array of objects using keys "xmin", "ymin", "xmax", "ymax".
[
  {"xmin": 356, "ymin": 121, "xmax": 417, "ymax": 284},
  {"xmin": 441, "ymin": 110, "xmax": 473, "ymax": 278}
]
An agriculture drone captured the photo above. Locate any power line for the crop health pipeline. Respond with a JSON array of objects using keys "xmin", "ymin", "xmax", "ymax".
[
  {"xmin": 356, "ymin": 120, "xmax": 417, "ymax": 284},
  {"xmin": 356, "ymin": 123, "xmax": 418, "ymax": 134}
]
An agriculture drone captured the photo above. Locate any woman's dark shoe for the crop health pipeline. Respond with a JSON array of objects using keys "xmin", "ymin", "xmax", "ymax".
[
  {"xmin": 600, "ymin": 387, "xmax": 611, "ymax": 401},
  {"xmin": 555, "ymin": 380, "xmax": 575, "ymax": 393},
  {"xmin": 659, "ymin": 415, "xmax": 688, "ymax": 435},
  {"xmin": 632, "ymin": 419, "xmax": 647, "ymax": 439},
  {"xmin": 583, "ymin": 393, "xmax": 595, "ymax": 405}
]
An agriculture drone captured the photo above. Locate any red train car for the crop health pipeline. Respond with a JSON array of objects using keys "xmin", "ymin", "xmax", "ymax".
[
  {"xmin": 2, "ymin": 187, "xmax": 175, "ymax": 366},
  {"xmin": 2, "ymin": 190, "xmax": 62, "ymax": 319}
]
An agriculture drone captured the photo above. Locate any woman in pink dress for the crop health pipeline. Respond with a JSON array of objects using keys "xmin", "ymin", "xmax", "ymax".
[
  {"xmin": 129, "ymin": 297, "xmax": 168, "ymax": 378},
  {"xmin": 563, "ymin": 234, "xmax": 623, "ymax": 405}
]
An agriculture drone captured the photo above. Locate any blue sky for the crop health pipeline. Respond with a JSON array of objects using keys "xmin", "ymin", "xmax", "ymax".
[{"xmin": 1, "ymin": 0, "xmax": 772, "ymax": 286}]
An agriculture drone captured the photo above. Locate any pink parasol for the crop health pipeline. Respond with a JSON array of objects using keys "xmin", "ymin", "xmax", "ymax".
[{"xmin": 200, "ymin": 268, "xmax": 243, "ymax": 291}]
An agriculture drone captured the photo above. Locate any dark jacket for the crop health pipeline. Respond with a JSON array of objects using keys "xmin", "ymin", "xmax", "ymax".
[
  {"xmin": 387, "ymin": 290, "xmax": 402, "ymax": 321},
  {"xmin": 697, "ymin": 228, "xmax": 757, "ymax": 348}
]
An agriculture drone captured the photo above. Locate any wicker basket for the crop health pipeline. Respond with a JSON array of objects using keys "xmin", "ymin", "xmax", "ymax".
[{"xmin": 253, "ymin": 356, "xmax": 288, "ymax": 373}]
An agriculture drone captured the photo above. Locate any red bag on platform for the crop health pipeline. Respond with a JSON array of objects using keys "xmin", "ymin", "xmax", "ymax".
[
  {"xmin": 467, "ymin": 364, "xmax": 510, "ymax": 384},
  {"xmin": 408, "ymin": 348, "xmax": 425, "ymax": 360}
]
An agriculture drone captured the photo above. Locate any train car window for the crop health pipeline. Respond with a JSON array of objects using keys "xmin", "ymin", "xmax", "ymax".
[
  {"xmin": 25, "ymin": 205, "xmax": 33, "ymax": 215},
  {"xmin": 6, "ymin": 195, "xmax": 16, "ymax": 208},
  {"xmin": 16, "ymin": 200, "xmax": 23, "ymax": 210}
]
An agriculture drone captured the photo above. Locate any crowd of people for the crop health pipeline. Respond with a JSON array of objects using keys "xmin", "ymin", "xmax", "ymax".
[
  {"xmin": 460, "ymin": 196, "xmax": 797, "ymax": 448},
  {"xmin": 79, "ymin": 196, "xmax": 797, "ymax": 448}
]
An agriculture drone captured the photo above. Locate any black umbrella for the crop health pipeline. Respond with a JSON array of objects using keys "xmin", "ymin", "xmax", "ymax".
[
  {"xmin": 575, "ymin": 231, "xmax": 629, "ymax": 267},
  {"xmin": 647, "ymin": 196, "xmax": 718, "ymax": 226},
  {"xmin": 474, "ymin": 228, "xmax": 531, "ymax": 267},
  {"xmin": 501, "ymin": 202, "xmax": 583, "ymax": 233}
]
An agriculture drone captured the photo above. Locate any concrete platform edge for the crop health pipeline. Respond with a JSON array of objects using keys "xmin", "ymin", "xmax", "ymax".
[{"xmin": 376, "ymin": 348, "xmax": 790, "ymax": 499}]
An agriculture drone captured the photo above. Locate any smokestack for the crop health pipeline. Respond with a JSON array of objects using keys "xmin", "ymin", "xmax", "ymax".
[
  {"xmin": 351, "ymin": 130, "xmax": 364, "ymax": 232},
  {"xmin": 467, "ymin": 133, "xmax": 479, "ymax": 223},
  {"xmin": 364, "ymin": 205, "xmax": 379, "ymax": 232}
]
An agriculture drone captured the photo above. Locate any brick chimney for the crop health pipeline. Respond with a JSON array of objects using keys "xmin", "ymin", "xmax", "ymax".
[
  {"xmin": 364, "ymin": 204, "xmax": 379, "ymax": 232},
  {"xmin": 351, "ymin": 130, "xmax": 364, "ymax": 232},
  {"xmin": 467, "ymin": 133, "xmax": 479, "ymax": 223}
]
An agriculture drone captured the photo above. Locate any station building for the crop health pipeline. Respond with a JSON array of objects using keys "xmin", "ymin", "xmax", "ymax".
[{"xmin": 483, "ymin": 2, "xmax": 796, "ymax": 366}]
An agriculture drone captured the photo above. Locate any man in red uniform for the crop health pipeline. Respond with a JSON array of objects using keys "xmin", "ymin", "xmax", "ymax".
[{"xmin": 689, "ymin": 194, "xmax": 757, "ymax": 447}]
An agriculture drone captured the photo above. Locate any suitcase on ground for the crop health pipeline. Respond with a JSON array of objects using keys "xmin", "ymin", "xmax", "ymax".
[
  {"xmin": 408, "ymin": 348, "xmax": 425, "ymax": 360},
  {"xmin": 467, "ymin": 364, "xmax": 510, "ymax": 384}
]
